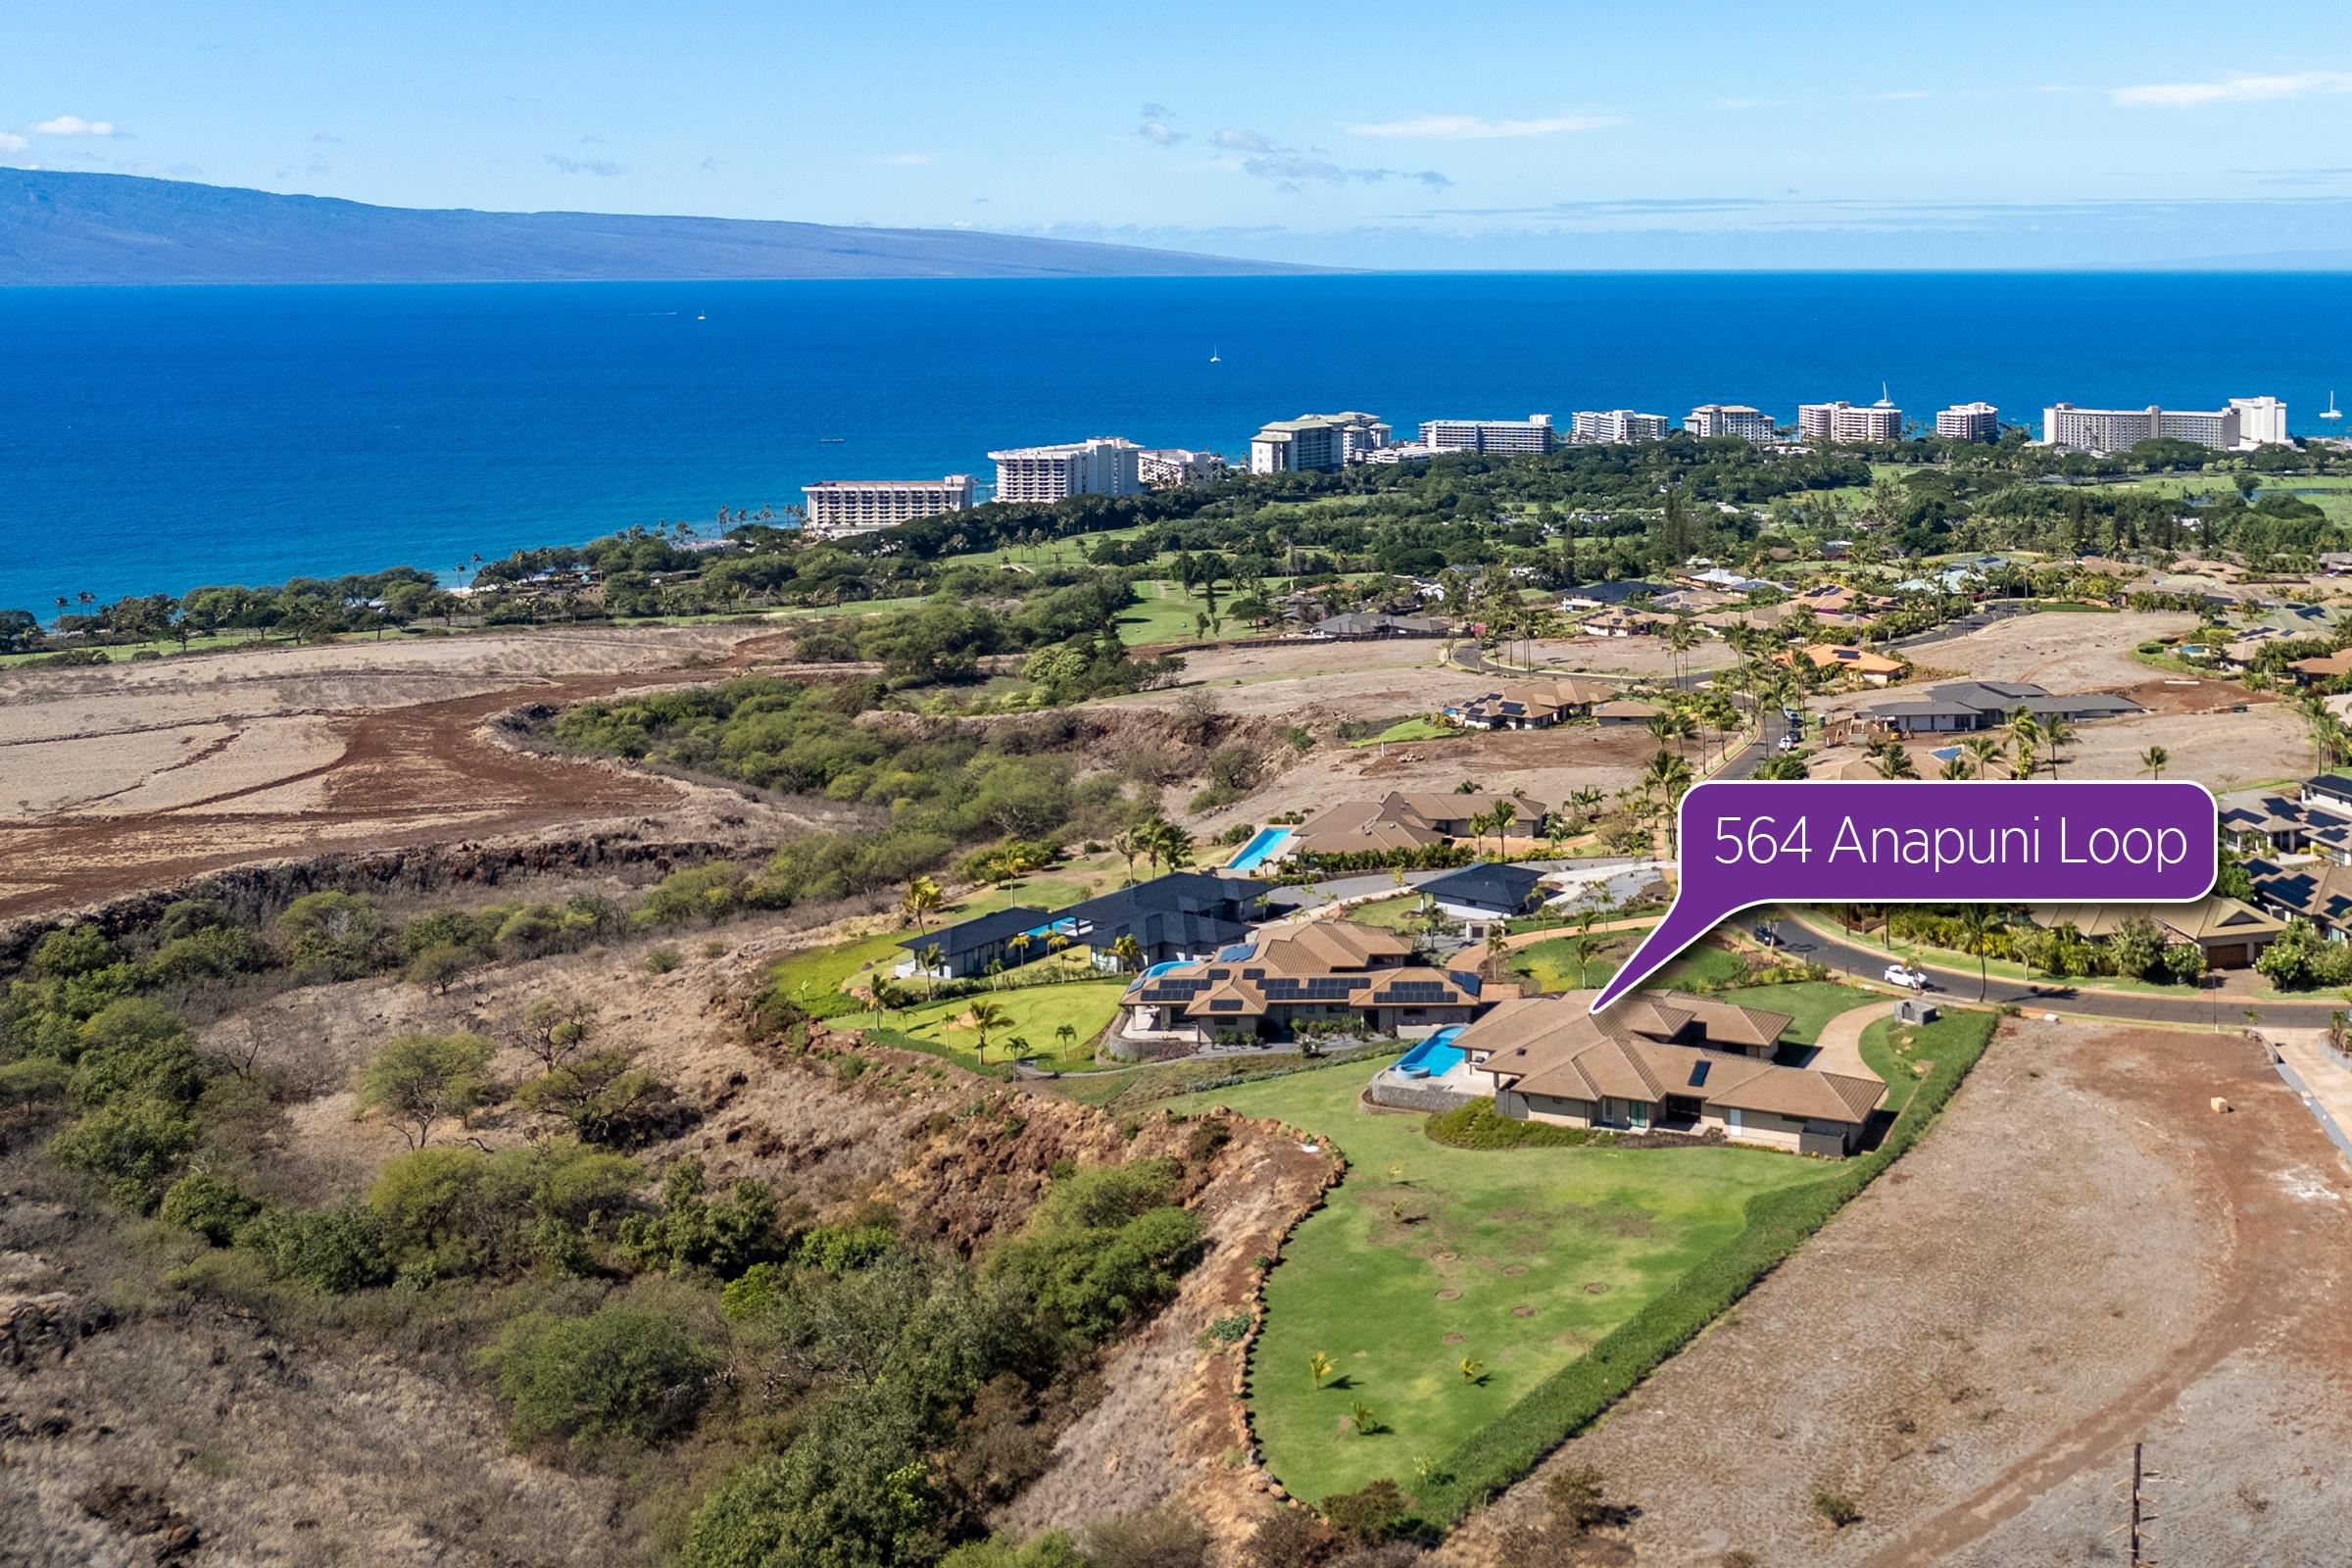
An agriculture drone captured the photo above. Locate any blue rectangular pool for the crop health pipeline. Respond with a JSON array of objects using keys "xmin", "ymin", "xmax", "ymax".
[
  {"xmin": 1226, "ymin": 826, "xmax": 1293, "ymax": 872},
  {"xmin": 1391, "ymin": 1026, "xmax": 1467, "ymax": 1079}
]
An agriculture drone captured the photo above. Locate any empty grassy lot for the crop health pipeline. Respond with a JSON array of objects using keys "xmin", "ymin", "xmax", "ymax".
[
  {"xmin": 1162, "ymin": 1055, "xmax": 1827, "ymax": 1504},
  {"xmin": 881, "ymin": 978, "xmax": 1127, "ymax": 1072}
]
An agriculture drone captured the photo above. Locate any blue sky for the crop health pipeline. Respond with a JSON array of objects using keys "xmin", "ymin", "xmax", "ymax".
[{"xmin": 11, "ymin": 0, "xmax": 2352, "ymax": 267}]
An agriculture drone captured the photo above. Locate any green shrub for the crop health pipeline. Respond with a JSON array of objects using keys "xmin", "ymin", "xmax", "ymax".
[
  {"xmin": 238, "ymin": 1201, "xmax": 393, "ymax": 1293},
  {"xmin": 0, "ymin": 1055, "xmax": 71, "ymax": 1107},
  {"xmin": 984, "ymin": 1159, "xmax": 1203, "ymax": 1343},
  {"xmin": 275, "ymin": 891, "xmax": 383, "ymax": 979},
  {"xmin": 1319, "ymin": 1480, "xmax": 1411, "ymax": 1544},
  {"xmin": 633, "ymin": 862, "xmax": 750, "ymax": 928},
  {"xmin": 487, "ymin": 1303, "xmax": 716, "ymax": 1449},
  {"xmin": 160, "ymin": 1171, "xmax": 264, "ymax": 1246},
  {"xmin": 355, "ymin": 1031, "xmax": 498, "ymax": 1148},
  {"xmin": 48, "ymin": 1095, "xmax": 199, "ymax": 1208},
  {"xmin": 644, "ymin": 946, "xmax": 684, "ymax": 974},
  {"xmin": 940, "ymin": 1532, "xmax": 1085, "ymax": 1568},
  {"xmin": 1424, "ymin": 1099, "xmax": 1610, "ymax": 1150},
  {"xmin": 1080, "ymin": 1507, "xmax": 1212, "ymax": 1568},
  {"xmin": 682, "ymin": 1390, "xmax": 948, "ymax": 1568},
  {"xmin": 369, "ymin": 1139, "xmax": 640, "ymax": 1282},
  {"xmin": 1814, "ymin": 1489, "xmax": 1861, "ymax": 1528},
  {"xmin": 618, "ymin": 1158, "xmax": 781, "ymax": 1278},
  {"xmin": 69, "ymin": 1000, "xmax": 205, "ymax": 1110}
]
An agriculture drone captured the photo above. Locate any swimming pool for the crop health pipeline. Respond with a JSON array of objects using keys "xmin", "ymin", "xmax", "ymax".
[
  {"xmin": 1226, "ymin": 826, "xmax": 1294, "ymax": 872},
  {"xmin": 1391, "ymin": 1026, "xmax": 1467, "ymax": 1079}
]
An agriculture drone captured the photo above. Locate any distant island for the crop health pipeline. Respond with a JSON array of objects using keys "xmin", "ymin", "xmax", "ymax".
[{"xmin": 0, "ymin": 170, "xmax": 1326, "ymax": 285}]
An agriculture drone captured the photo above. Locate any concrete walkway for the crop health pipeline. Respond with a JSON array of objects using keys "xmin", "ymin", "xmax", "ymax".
[
  {"xmin": 1797, "ymin": 1000, "xmax": 1887, "ymax": 1083},
  {"xmin": 2262, "ymin": 1031, "xmax": 2352, "ymax": 1170}
]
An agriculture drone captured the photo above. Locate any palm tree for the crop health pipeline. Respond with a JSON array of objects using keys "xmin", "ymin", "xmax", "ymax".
[
  {"xmin": 1665, "ymin": 617, "xmax": 1701, "ymax": 686},
  {"xmin": 1642, "ymin": 749, "xmax": 1695, "ymax": 853},
  {"xmin": 1110, "ymin": 830, "xmax": 1140, "ymax": 884},
  {"xmin": 1873, "ymin": 747, "xmax": 1920, "ymax": 779},
  {"xmin": 2141, "ymin": 744, "xmax": 2170, "ymax": 779},
  {"xmin": 1004, "ymin": 930, "xmax": 1034, "ymax": 970},
  {"xmin": 1482, "ymin": 801, "xmax": 1518, "ymax": 859},
  {"xmin": 914, "ymin": 943, "xmax": 945, "ymax": 1000},
  {"xmin": 2007, "ymin": 708, "xmax": 2042, "ymax": 781},
  {"xmin": 866, "ymin": 975, "xmax": 906, "ymax": 1029},
  {"xmin": 1963, "ymin": 734, "xmax": 2003, "ymax": 779},
  {"xmin": 2040, "ymin": 714, "xmax": 2076, "ymax": 778},
  {"xmin": 1054, "ymin": 1021, "xmax": 1078, "ymax": 1058},
  {"xmin": 1569, "ymin": 786, "xmax": 1604, "ymax": 825},
  {"xmin": 964, "ymin": 1000, "xmax": 1010, "ymax": 1062},
  {"xmin": 1308, "ymin": 1350, "xmax": 1337, "ymax": 1389},
  {"xmin": 1109, "ymin": 933, "xmax": 1145, "ymax": 974},
  {"xmin": 900, "ymin": 874, "xmax": 944, "ymax": 941},
  {"xmin": 1957, "ymin": 905, "xmax": 1999, "ymax": 1002}
]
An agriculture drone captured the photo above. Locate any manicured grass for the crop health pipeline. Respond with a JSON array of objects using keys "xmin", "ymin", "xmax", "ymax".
[
  {"xmin": 1161, "ymin": 1059, "xmax": 1826, "ymax": 1505},
  {"xmin": 1710, "ymin": 980, "xmax": 1875, "ymax": 1047},
  {"xmin": 760, "ymin": 873, "xmax": 1096, "ymax": 1020},
  {"xmin": 1115, "ymin": 581, "xmax": 1233, "ymax": 646},
  {"xmin": 1656, "ymin": 946, "xmax": 1746, "ymax": 990},
  {"xmin": 1344, "ymin": 895, "xmax": 1434, "ymax": 932},
  {"xmin": 1508, "ymin": 933, "xmax": 1642, "ymax": 992},
  {"xmin": 1347, "ymin": 716, "xmax": 1455, "ymax": 748},
  {"xmin": 885, "ymin": 980, "xmax": 1128, "ymax": 1071},
  {"xmin": 1053, "ymin": 1043, "xmax": 1398, "ymax": 1110}
]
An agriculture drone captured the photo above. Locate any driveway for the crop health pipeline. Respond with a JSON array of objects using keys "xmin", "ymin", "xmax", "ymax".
[{"xmin": 1800, "ymin": 999, "xmax": 1890, "ymax": 1082}]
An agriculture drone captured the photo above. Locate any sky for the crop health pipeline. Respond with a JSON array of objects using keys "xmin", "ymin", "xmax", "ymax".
[{"xmin": 12, "ymin": 0, "xmax": 2352, "ymax": 269}]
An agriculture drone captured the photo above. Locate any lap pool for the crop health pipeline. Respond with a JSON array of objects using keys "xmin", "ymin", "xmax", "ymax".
[{"xmin": 1226, "ymin": 826, "xmax": 1294, "ymax": 871}]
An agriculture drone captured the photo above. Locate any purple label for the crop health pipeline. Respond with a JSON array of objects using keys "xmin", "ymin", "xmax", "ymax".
[{"xmin": 1592, "ymin": 780, "xmax": 2220, "ymax": 1013}]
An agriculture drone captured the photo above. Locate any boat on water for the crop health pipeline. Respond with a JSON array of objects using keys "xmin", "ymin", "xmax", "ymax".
[
  {"xmin": 818, "ymin": 436, "xmax": 846, "ymax": 443},
  {"xmin": 1208, "ymin": 344, "xmax": 1221, "ymax": 364},
  {"xmin": 2324, "ymin": 390, "xmax": 2342, "ymax": 421}
]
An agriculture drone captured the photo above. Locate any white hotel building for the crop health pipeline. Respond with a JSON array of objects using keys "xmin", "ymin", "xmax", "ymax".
[
  {"xmin": 1936, "ymin": 402, "xmax": 2000, "ymax": 443},
  {"xmin": 1249, "ymin": 412, "xmax": 1391, "ymax": 473},
  {"xmin": 1797, "ymin": 399, "xmax": 1903, "ymax": 443},
  {"xmin": 801, "ymin": 475, "xmax": 976, "ymax": 537},
  {"xmin": 1571, "ymin": 410, "xmax": 1670, "ymax": 444},
  {"xmin": 2041, "ymin": 397, "xmax": 2287, "ymax": 454},
  {"xmin": 1419, "ymin": 414, "xmax": 1559, "ymax": 455},
  {"xmin": 1137, "ymin": 448, "xmax": 1228, "ymax": 488},
  {"xmin": 1685, "ymin": 404, "xmax": 1777, "ymax": 442},
  {"xmin": 988, "ymin": 437, "xmax": 1144, "ymax": 504}
]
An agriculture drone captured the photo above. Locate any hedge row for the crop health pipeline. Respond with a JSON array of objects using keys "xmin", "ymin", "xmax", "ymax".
[{"xmin": 1412, "ymin": 1005, "xmax": 1998, "ymax": 1524}]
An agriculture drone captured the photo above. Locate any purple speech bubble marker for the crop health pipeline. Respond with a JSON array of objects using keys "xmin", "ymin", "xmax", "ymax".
[{"xmin": 1591, "ymin": 779, "xmax": 2220, "ymax": 1014}]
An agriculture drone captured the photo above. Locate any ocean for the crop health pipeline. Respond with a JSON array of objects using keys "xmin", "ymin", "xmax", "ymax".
[{"xmin": 3, "ymin": 271, "xmax": 2348, "ymax": 616}]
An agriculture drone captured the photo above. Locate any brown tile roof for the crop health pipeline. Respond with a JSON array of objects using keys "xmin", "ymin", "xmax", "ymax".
[
  {"xmin": 1119, "ymin": 918, "xmax": 1479, "ymax": 1019},
  {"xmin": 2031, "ymin": 896, "xmax": 2283, "ymax": 944},
  {"xmin": 1454, "ymin": 994, "xmax": 1875, "ymax": 1126}
]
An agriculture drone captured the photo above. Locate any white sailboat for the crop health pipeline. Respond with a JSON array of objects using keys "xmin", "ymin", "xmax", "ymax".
[
  {"xmin": 2323, "ymin": 390, "xmax": 2341, "ymax": 421},
  {"xmin": 1208, "ymin": 344, "xmax": 1221, "ymax": 364}
]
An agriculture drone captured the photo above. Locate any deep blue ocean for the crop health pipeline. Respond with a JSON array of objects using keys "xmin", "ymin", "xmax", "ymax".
[{"xmin": 3, "ymin": 272, "xmax": 2349, "ymax": 617}]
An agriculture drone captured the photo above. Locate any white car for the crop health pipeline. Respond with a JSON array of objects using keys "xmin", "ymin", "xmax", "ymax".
[
  {"xmin": 1776, "ymin": 733, "xmax": 1800, "ymax": 753},
  {"xmin": 1883, "ymin": 963, "xmax": 1929, "ymax": 991}
]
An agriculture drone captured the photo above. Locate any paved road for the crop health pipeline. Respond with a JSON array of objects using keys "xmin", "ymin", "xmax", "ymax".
[{"xmin": 1767, "ymin": 908, "xmax": 2352, "ymax": 1029}]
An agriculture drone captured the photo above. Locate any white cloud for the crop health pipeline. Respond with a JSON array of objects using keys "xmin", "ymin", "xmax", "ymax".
[
  {"xmin": 1863, "ymin": 89, "xmax": 1932, "ymax": 102},
  {"xmin": 2113, "ymin": 70, "xmax": 2352, "ymax": 108},
  {"xmin": 27, "ymin": 115, "xmax": 117, "ymax": 136},
  {"xmin": 0, "ymin": 131, "xmax": 26, "ymax": 152},
  {"xmin": 1707, "ymin": 97, "xmax": 1786, "ymax": 112},
  {"xmin": 1344, "ymin": 113, "xmax": 1620, "ymax": 140},
  {"xmin": 544, "ymin": 154, "xmax": 624, "ymax": 176},
  {"xmin": 1211, "ymin": 127, "xmax": 1278, "ymax": 153},
  {"xmin": 871, "ymin": 152, "xmax": 932, "ymax": 166}
]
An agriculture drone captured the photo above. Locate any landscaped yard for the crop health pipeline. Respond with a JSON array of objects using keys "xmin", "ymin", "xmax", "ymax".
[
  {"xmin": 1162, "ymin": 1056, "xmax": 1832, "ymax": 1505},
  {"xmin": 883, "ymin": 979, "xmax": 1128, "ymax": 1071},
  {"xmin": 1507, "ymin": 931, "xmax": 1644, "ymax": 991},
  {"xmin": 1711, "ymin": 979, "xmax": 1875, "ymax": 1047},
  {"xmin": 1347, "ymin": 716, "xmax": 1454, "ymax": 748}
]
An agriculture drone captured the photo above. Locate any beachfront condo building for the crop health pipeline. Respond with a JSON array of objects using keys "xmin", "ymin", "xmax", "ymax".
[
  {"xmin": 1137, "ymin": 448, "xmax": 1229, "ymax": 488},
  {"xmin": 1797, "ymin": 398, "xmax": 1903, "ymax": 443},
  {"xmin": 801, "ymin": 474, "xmax": 976, "ymax": 537},
  {"xmin": 2041, "ymin": 396, "xmax": 2287, "ymax": 454},
  {"xmin": 1571, "ymin": 410, "xmax": 1671, "ymax": 444},
  {"xmin": 1418, "ymin": 414, "xmax": 1559, "ymax": 455},
  {"xmin": 1936, "ymin": 402, "xmax": 2001, "ymax": 442},
  {"xmin": 988, "ymin": 437, "xmax": 1144, "ymax": 503},
  {"xmin": 1249, "ymin": 412, "xmax": 1391, "ymax": 473},
  {"xmin": 1685, "ymin": 404, "xmax": 1777, "ymax": 442}
]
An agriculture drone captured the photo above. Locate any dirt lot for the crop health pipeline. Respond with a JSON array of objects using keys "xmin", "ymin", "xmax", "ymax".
[
  {"xmin": 1902, "ymin": 609, "xmax": 2199, "ymax": 691},
  {"xmin": 1440, "ymin": 1018, "xmax": 2352, "ymax": 1568},
  {"xmin": 1824, "ymin": 706, "xmax": 2309, "ymax": 793},
  {"xmin": 1200, "ymin": 724, "xmax": 1669, "ymax": 835},
  {"xmin": 0, "ymin": 625, "xmax": 802, "ymax": 921}
]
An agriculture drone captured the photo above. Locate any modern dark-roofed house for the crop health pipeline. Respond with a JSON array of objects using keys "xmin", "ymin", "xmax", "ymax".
[
  {"xmin": 1416, "ymin": 863, "xmax": 1547, "ymax": 939},
  {"xmin": 1860, "ymin": 680, "xmax": 2143, "ymax": 736},
  {"xmin": 1047, "ymin": 871, "xmax": 1271, "ymax": 971},
  {"xmin": 896, "ymin": 906, "xmax": 1053, "ymax": 981},
  {"xmin": 1305, "ymin": 612, "xmax": 1446, "ymax": 640},
  {"xmin": 1115, "ymin": 918, "xmax": 1492, "ymax": 1048}
]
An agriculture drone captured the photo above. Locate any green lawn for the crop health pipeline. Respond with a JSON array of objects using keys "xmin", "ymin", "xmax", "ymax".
[
  {"xmin": 1506, "ymin": 932, "xmax": 1643, "ymax": 991},
  {"xmin": 1163, "ymin": 1059, "xmax": 1827, "ymax": 1505},
  {"xmin": 1343, "ymin": 895, "xmax": 1435, "ymax": 932},
  {"xmin": 1115, "ymin": 581, "xmax": 1233, "ymax": 646},
  {"xmin": 760, "ymin": 871, "xmax": 1099, "ymax": 1020},
  {"xmin": 885, "ymin": 979, "xmax": 1128, "ymax": 1071},
  {"xmin": 1712, "ymin": 980, "xmax": 1875, "ymax": 1047},
  {"xmin": 1347, "ymin": 717, "xmax": 1455, "ymax": 748}
]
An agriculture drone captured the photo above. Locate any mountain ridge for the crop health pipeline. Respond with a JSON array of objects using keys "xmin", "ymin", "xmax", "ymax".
[{"xmin": 0, "ymin": 170, "xmax": 1329, "ymax": 284}]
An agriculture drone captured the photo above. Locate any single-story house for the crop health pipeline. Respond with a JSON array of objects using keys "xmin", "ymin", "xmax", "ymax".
[
  {"xmin": 1594, "ymin": 699, "xmax": 1663, "ymax": 726},
  {"xmin": 1289, "ymin": 792, "xmax": 1549, "ymax": 858},
  {"xmin": 1445, "ymin": 676, "xmax": 1615, "ymax": 730},
  {"xmin": 1414, "ymin": 863, "xmax": 1548, "ymax": 939},
  {"xmin": 1443, "ymin": 993, "xmax": 1884, "ymax": 1155},
  {"xmin": 2248, "ymin": 856, "xmax": 2352, "ymax": 941},
  {"xmin": 2217, "ymin": 780, "xmax": 2352, "ymax": 863},
  {"xmin": 1582, "ymin": 607, "xmax": 1663, "ymax": 638},
  {"xmin": 1046, "ymin": 872, "xmax": 1271, "ymax": 971},
  {"xmin": 1558, "ymin": 580, "xmax": 1665, "ymax": 611},
  {"xmin": 1116, "ymin": 918, "xmax": 1493, "ymax": 1047},
  {"xmin": 1779, "ymin": 643, "xmax": 1906, "ymax": 685},
  {"xmin": 2030, "ymin": 897, "xmax": 2284, "ymax": 968},
  {"xmin": 2290, "ymin": 648, "xmax": 2352, "ymax": 685},
  {"xmin": 1306, "ymin": 612, "xmax": 1448, "ymax": 640},
  {"xmin": 896, "ymin": 906, "xmax": 1053, "ymax": 980},
  {"xmin": 1859, "ymin": 680, "xmax": 2143, "ymax": 736}
]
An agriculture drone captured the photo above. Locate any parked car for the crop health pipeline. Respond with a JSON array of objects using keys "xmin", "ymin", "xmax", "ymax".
[
  {"xmin": 1752, "ymin": 921, "xmax": 1782, "ymax": 947},
  {"xmin": 1883, "ymin": 963, "xmax": 1929, "ymax": 991},
  {"xmin": 1777, "ymin": 733, "xmax": 1800, "ymax": 753}
]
